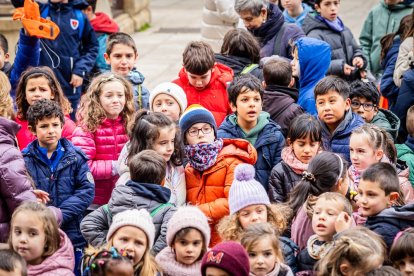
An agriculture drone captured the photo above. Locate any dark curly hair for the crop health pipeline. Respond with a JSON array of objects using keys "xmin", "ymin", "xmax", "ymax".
[{"xmin": 27, "ymin": 99, "xmax": 65, "ymax": 131}]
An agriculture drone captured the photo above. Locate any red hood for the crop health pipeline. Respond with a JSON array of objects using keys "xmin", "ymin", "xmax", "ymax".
[
  {"xmin": 177, "ymin": 63, "xmax": 233, "ymax": 89},
  {"xmin": 90, "ymin": 12, "xmax": 119, "ymax": 33}
]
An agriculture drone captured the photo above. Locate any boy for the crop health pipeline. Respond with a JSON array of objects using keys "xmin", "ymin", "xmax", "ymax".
[
  {"xmin": 262, "ymin": 58, "xmax": 304, "ymax": 136},
  {"xmin": 358, "ymin": 162, "xmax": 414, "ymax": 250},
  {"xmin": 0, "ymin": 249, "xmax": 27, "ymax": 276},
  {"xmin": 281, "ymin": 0, "xmax": 313, "ymax": 27},
  {"xmin": 396, "ymin": 105, "xmax": 414, "ymax": 187},
  {"xmin": 81, "ymin": 150, "xmax": 176, "ymax": 255},
  {"xmin": 218, "ymin": 74, "xmax": 284, "ymax": 189},
  {"xmin": 173, "ymin": 41, "xmax": 233, "ymax": 127},
  {"xmin": 104, "ymin": 32, "xmax": 150, "ymax": 110},
  {"xmin": 350, "ymin": 80, "xmax": 400, "ymax": 141},
  {"xmin": 22, "ymin": 99, "xmax": 94, "ymax": 272},
  {"xmin": 315, "ymin": 76, "xmax": 365, "ymax": 162},
  {"xmin": 0, "ymin": 34, "xmax": 10, "ymax": 76}
]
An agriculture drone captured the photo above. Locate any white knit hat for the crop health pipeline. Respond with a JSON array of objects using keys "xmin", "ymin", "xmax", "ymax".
[
  {"xmin": 149, "ymin": 82, "xmax": 188, "ymax": 114},
  {"xmin": 107, "ymin": 209, "xmax": 156, "ymax": 247},
  {"xmin": 229, "ymin": 164, "xmax": 270, "ymax": 215},
  {"xmin": 166, "ymin": 206, "xmax": 211, "ymax": 247}
]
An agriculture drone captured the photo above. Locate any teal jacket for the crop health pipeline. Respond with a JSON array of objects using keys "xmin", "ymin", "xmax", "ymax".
[
  {"xmin": 371, "ymin": 108, "xmax": 400, "ymax": 141},
  {"xmin": 396, "ymin": 135, "xmax": 414, "ymax": 188}
]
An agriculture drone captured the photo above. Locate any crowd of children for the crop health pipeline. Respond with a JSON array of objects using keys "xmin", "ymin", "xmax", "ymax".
[{"xmin": 1, "ymin": 0, "xmax": 414, "ymax": 275}]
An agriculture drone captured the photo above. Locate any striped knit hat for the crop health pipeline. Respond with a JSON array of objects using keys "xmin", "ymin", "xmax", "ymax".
[{"xmin": 179, "ymin": 104, "xmax": 217, "ymax": 139}]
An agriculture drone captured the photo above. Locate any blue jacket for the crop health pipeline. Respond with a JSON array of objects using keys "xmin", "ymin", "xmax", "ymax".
[
  {"xmin": 320, "ymin": 110, "xmax": 365, "ymax": 162},
  {"xmin": 128, "ymin": 68, "xmax": 150, "ymax": 110},
  {"xmin": 380, "ymin": 37, "xmax": 401, "ymax": 107},
  {"xmin": 296, "ymin": 37, "xmax": 331, "ymax": 115},
  {"xmin": 22, "ymin": 138, "xmax": 95, "ymax": 248},
  {"xmin": 217, "ymin": 113, "xmax": 285, "ymax": 190}
]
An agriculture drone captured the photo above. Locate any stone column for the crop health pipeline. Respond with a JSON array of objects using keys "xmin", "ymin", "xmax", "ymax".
[{"xmin": 112, "ymin": 0, "xmax": 151, "ymax": 33}]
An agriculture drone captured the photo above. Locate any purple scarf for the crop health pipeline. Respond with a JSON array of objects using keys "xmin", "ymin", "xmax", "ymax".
[
  {"xmin": 185, "ymin": 139, "xmax": 224, "ymax": 171},
  {"xmin": 316, "ymin": 14, "xmax": 344, "ymax": 32}
]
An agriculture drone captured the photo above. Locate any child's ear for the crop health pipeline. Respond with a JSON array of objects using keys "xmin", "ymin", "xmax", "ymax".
[
  {"xmin": 4, "ymin": 52, "xmax": 9, "ymax": 62},
  {"xmin": 262, "ymin": 80, "xmax": 267, "ymax": 89},
  {"xmin": 28, "ymin": 125, "xmax": 37, "ymax": 136},
  {"xmin": 288, "ymin": 77, "xmax": 295, "ymax": 88},
  {"xmin": 339, "ymin": 261, "xmax": 351, "ymax": 275},
  {"xmin": 375, "ymin": 149, "xmax": 384, "ymax": 161},
  {"xmin": 230, "ymin": 102, "xmax": 237, "ymax": 114},
  {"xmin": 104, "ymin": 53, "xmax": 110, "ymax": 65},
  {"xmin": 287, "ymin": 138, "xmax": 291, "ymax": 146},
  {"xmin": 388, "ymin": 192, "xmax": 399, "ymax": 205},
  {"xmin": 345, "ymin": 98, "xmax": 351, "ymax": 111}
]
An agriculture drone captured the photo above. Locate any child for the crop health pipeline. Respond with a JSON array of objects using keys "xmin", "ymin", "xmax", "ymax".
[
  {"xmin": 15, "ymin": 66, "xmax": 76, "ymax": 150},
  {"xmin": 241, "ymin": 223, "xmax": 294, "ymax": 276},
  {"xmin": 358, "ymin": 162, "xmax": 414, "ymax": 250},
  {"xmin": 281, "ymin": 0, "xmax": 312, "ymax": 27},
  {"xmin": 9, "ymin": 201, "xmax": 75, "ymax": 275},
  {"xmin": 116, "ymin": 110, "xmax": 186, "ymax": 206},
  {"xmin": 22, "ymin": 99, "xmax": 95, "ymax": 272},
  {"xmin": 315, "ymin": 76, "xmax": 365, "ymax": 162},
  {"xmin": 82, "ymin": 247, "xmax": 134, "ymax": 276},
  {"xmin": 72, "ymin": 72, "xmax": 134, "ymax": 206},
  {"xmin": 291, "ymin": 37, "xmax": 331, "ymax": 115},
  {"xmin": 390, "ymin": 228, "xmax": 414, "ymax": 275},
  {"xmin": 262, "ymin": 58, "xmax": 304, "ymax": 136},
  {"xmin": 288, "ymin": 151, "xmax": 349, "ymax": 250},
  {"xmin": 396, "ymin": 106, "xmax": 414, "ymax": 187},
  {"xmin": 179, "ymin": 105, "xmax": 257, "ymax": 246},
  {"xmin": 218, "ymin": 74, "xmax": 285, "ymax": 189},
  {"xmin": 350, "ymin": 80, "xmax": 400, "ymax": 141},
  {"xmin": 81, "ymin": 150, "xmax": 176, "ymax": 255},
  {"xmin": 268, "ymin": 114, "xmax": 322, "ymax": 203},
  {"xmin": 302, "ymin": 0, "xmax": 367, "ymax": 81},
  {"xmin": 104, "ymin": 32, "xmax": 150, "ymax": 110},
  {"xmin": 201, "ymin": 241, "xmax": 250, "ymax": 276},
  {"xmin": 173, "ymin": 41, "xmax": 233, "ymax": 127},
  {"xmin": 0, "ymin": 249, "xmax": 27, "ymax": 276},
  {"xmin": 149, "ymin": 82, "xmax": 188, "ymax": 122},
  {"xmin": 104, "ymin": 209, "xmax": 161, "ymax": 275},
  {"xmin": 297, "ymin": 192, "xmax": 353, "ymax": 272},
  {"xmin": 0, "ymin": 34, "xmax": 10, "ymax": 76},
  {"xmin": 316, "ymin": 227, "xmax": 385, "ymax": 275},
  {"xmin": 366, "ymin": 266, "xmax": 405, "ymax": 276},
  {"xmin": 155, "ymin": 206, "xmax": 211, "ymax": 276}
]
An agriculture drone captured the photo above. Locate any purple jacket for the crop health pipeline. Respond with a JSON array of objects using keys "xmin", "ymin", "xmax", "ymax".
[{"xmin": 0, "ymin": 117, "xmax": 36, "ymax": 242}]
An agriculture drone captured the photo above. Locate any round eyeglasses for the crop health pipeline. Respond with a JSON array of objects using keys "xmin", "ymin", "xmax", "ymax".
[{"xmin": 187, "ymin": 125, "xmax": 213, "ymax": 137}]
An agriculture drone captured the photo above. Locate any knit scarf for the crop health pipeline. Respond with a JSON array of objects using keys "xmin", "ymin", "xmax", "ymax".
[
  {"xmin": 185, "ymin": 139, "xmax": 224, "ymax": 172},
  {"xmin": 281, "ymin": 146, "xmax": 309, "ymax": 175}
]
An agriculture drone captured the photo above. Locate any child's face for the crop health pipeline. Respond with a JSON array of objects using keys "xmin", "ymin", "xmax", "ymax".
[
  {"xmin": 30, "ymin": 116, "xmax": 63, "ymax": 150},
  {"xmin": 153, "ymin": 126, "xmax": 175, "ymax": 162},
  {"xmin": 11, "ymin": 211, "xmax": 46, "ymax": 265},
  {"xmin": 0, "ymin": 47, "xmax": 9, "ymax": 71},
  {"xmin": 316, "ymin": 0, "xmax": 340, "ymax": 21},
  {"xmin": 230, "ymin": 89, "xmax": 262, "ymax": 130},
  {"xmin": 291, "ymin": 49, "xmax": 300, "ymax": 78},
  {"xmin": 395, "ymin": 256, "xmax": 414, "ymax": 276},
  {"xmin": 281, "ymin": 0, "xmax": 303, "ymax": 13},
  {"xmin": 312, "ymin": 198, "xmax": 343, "ymax": 241},
  {"xmin": 247, "ymin": 237, "xmax": 278, "ymax": 276},
  {"xmin": 205, "ymin": 267, "xmax": 231, "ymax": 276},
  {"xmin": 152, "ymin": 93, "xmax": 181, "ymax": 122},
  {"xmin": 99, "ymin": 80, "xmax": 126, "ymax": 120},
  {"xmin": 349, "ymin": 133, "xmax": 383, "ymax": 171},
  {"xmin": 238, "ymin": 204, "xmax": 268, "ymax": 230},
  {"xmin": 357, "ymin": 179, "xmax": 397, "ymax": 217},
  {"xmin": 105, "ymin": 44, "xmax": 138, "ymax": 77},
  {"xmin": 112, "ymin": 226, "xmax": 147, "ymax": 266},
  {"xmin": 185, "ymin": 123, "xmax": 215, "ymax": 145},
  {"xmin": 172, "ymin": 229, "xmax": 204, "ymax": 265},
  {"xmin": 316, "ymin": 90, "xmax": 350, "ymax": 132},
  {"xmin": 25, "ymin": 76, "xmax": 54, "ymax": 106},
  {"xmin": 350, "ymin": 97, "xmax": 377, "ymax": 123},
  {"xmin": 186, "ymin": 70, "xmax": 212, "ymax": 91},
  {"xmin": 290, "ymin": 135, "xmax": 320, "ymax": 164}
]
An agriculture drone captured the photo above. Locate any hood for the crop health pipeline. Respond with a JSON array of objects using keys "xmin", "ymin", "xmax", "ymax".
[
  {"xmin": 264, "ymin": 84, "xmax": 299, "ymax": 101},
  {"xmin": 177, "ymin": 63, "xmax": 233, "ymax": 89},
  {"xmin": 0, "ymin": 117, "xmax": 20, "ymax": 146},
  {"xmin": 381, "ymin": 0, "xmax": 414, "ymax": 10},
  {"xmin": 371, "ymin": 108, "xmax": 400, "ymax": 137},
  {"xmin": 377, "ymin": 203, "xmax": 414, "ymax": 220},
  {"xmin": 302, "ymin": 11, "xmax": 331, "ymax": 35},
  {"xmin": 91, "ymin": 12, "xmax": 119, "ymax": 33},
  {"xmin": 128, "ymin": 68, "xmax": 146, "ymax": 85},
  {"xmin": 219, "ymin": 138, "xmax": 257, "ymax": 164},
  {"xmin": 215, "ymin": 54, "xmax": 252, "ymax": 75}
]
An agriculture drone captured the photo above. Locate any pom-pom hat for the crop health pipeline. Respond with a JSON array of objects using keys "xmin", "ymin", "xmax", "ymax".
[
  {"xmin": 179, "ymin": 104, "xmax": 217, "ymax": 139},
  {"xmin": 229, "ymin": 163, "xmax": 270, "ymax": 215},
  {"xmin": 149, "ymin": 82, "xmax": 188, "ymax": 114}
]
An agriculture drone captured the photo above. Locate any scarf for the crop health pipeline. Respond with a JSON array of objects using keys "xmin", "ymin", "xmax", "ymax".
[
  {"xmin": 281, "ymin": 146, "xmax": 309, "ymax": 175},
  {"xmin": 185, "ymin": 139, "xmax": 224, "ymax": 172},
  {"xmin": 316, "ymin": 14, "xmax": 344, "ymax": 32}
]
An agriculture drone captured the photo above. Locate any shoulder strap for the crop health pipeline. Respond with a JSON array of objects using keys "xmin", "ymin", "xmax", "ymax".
[
  {"xmin": 102, "ymin": 204, "xmax": 112, "ymax": 220},
  {"xmin": 74, "ymin": 9, "xmax": 85, "ymax": 40},
  {"xmin": 273, "ymin": 23, "xmax": 287, "ymax": 56},
  {"xmin": 137, "ymin": 84, "xmax": 142, "ymax": 109},
  {"xmin": 240, "ymin": 64, "xmax": 259, "ymax": 75},
  {"xmin": 150, "ymin": 203, "xmax": 174, "ymax": 217}
]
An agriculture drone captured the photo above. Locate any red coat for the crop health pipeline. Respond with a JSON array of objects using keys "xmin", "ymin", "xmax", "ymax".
[
  {"xmin": 71, "ymin": 117, "xmax": 128, "ymax": 205},
  {"xmin": 173, "ymin": 63, "xmax": 233, "ymax": 127},
  {"xmin": 15, "ymin": 115, "xmax": 76, "ymax": 150},
  {"xmin": 185, "ymin": 138, "xmax": 257, "ymax": 246}
]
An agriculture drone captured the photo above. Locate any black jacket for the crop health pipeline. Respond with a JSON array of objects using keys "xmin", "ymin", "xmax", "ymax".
[
  {"xmin": 215, "ymin": 54, "xmax": 263, "ymax": 80},
  {"xmin": 268, "ymin": 161, "xmax": 302, "ymax": 203}
]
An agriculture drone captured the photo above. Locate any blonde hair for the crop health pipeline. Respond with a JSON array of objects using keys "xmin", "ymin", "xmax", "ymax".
[
  {"xmin": 0, "ymin": 71, "xmax": 13, "ymax": 119},
  {"xmin": 315, "ymin": 192, "xmax": 353, "ymax": 216},
  {"xmin": 217, "ymin": 204, "xmax": 289, "ymax": 242},
  {"xmin": 9, "ymin": 202, "xmax": 60, "ymax": 259},
  {"xmin": 76, "ymin": 73, "xmax": 135, "ymax": 133}
]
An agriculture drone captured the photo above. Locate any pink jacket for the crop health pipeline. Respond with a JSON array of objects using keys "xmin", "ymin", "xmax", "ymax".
[
  {"xmin": 72, "ymin": 116, "xmax": 129, "ymax": 205},
  {"xmin": 28, "ymin": 229, "xmax": 74, "ymax": 276}
]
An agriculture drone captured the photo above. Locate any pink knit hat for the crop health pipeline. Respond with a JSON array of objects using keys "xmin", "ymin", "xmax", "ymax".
[{"xmin": 166, "ymin": 206, "xmax": 211, "ymax": 247}]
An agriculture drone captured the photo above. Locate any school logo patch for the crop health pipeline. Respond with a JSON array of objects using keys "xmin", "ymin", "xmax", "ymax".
[
  {"xmin": 70, "ymin": 19, "xmax": 79, "ymax": 30},
  {"xmin": 206, "ymin": 251, "xmax": 224, "ymax": 264},
  {"xmin": 86, "ymin": 172, "xmax": 94, "ymax": 184}
]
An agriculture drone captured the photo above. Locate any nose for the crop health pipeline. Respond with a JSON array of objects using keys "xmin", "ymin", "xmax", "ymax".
[
  {"xmin": 350, "ymin": 151, "xmax": 357, "ymax": 161},
  {"xmin": 167, "ymin": 141, "xmax": 174, "ymax": 152},
  {"xmin": 257, "ymin": 255, "xmax": 264, "ymax": 264},
  {"xmin": 161, "ymin": 103, "xmax": 168, "ymax": 112},
  {"xmin": 405, "ymin": 263, "xmax": 414, "ymax": 274}
]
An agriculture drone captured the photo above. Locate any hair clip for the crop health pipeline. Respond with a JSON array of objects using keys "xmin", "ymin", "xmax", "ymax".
[
  {"xmin": 91, "ymin": 263, "xmax": 97, "ymax": 270},
  {"xmin": 302, "ymin": 171, "xmax": 316, "ymax": 183},
  {"xmin": 98, "ymin": 260, "xmax": 105, "ymax": 266}
]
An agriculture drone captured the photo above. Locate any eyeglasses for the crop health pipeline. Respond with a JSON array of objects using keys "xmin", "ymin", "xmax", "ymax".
[
  {"xmin": 187, "ymin": 125, "xmax": 213, "ymax": 137},
  {"xmin": 351, "ymin": 101, "xmax": 376, "ymax": 111}
]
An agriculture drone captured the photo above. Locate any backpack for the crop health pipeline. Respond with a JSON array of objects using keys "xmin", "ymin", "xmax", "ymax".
[
  {"xmin": 41, "ymin": 5, "xmax": 85, "ymax": 40},
  {"xmin": 102, "ymin": 203, "xmax": 173, "ymax": 221},
  {"xmin": 240, "ymin": 64, "xmax": 259, "ymax": 75}
]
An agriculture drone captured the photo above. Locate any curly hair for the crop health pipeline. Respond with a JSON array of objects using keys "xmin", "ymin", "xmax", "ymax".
[
  {"xmin": 26, "ymin": 99, "xmax": 65, "ymax": 131},
  {"xmin": 76, "ymin": 73, "xmax": 135, "ymax": 133},
  {"xmin": 15, "ymin": 67, "xmax": 72, "ymax": 121},
  {"xmin": 0, "ymin": 71, "xmax": 13, "ymax": 119}
]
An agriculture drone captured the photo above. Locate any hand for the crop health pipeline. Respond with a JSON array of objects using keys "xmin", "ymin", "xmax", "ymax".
[
  {"xmin": 359, "ymin": 70, "xmax": 367, "ymax": 79},
  {"xmin": 352, "ymin": 57, "xmax": 364, "ymax": 68},
  {"xmin": 70, "ymin": 74, "xmax": 83, "ymax": 88},
  {"xmin": 33, "ymin": 189, "xmax": 50, "ymax": 204},
  {"xmin": 343, "ymin": 64, "xmax": 355, "ymax": 75},
  {"xmin": 335, "ymin": 211, "xmax": 352, "ymax": 233}
]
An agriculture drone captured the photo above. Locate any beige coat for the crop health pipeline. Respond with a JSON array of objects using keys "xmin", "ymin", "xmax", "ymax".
[{"xmin": 394, "ymin": 37, "xmax": 413, "ymax": 87}]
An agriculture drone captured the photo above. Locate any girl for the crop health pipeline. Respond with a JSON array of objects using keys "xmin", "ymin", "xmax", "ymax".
[
  {"xmin": 9, "ymin": 201, "xmax": 75, "ymax": 275},
  {"xmin": 179, "ymin": 105, "xmax": 257, "ymax": 246},
  {"xmin": 390, "ymin": 228, "xmax": 414, "ymax": 275},
  {"xmin": 316, "ymin": 227, "xmax": 385, "ymax": 275},
  {"xmin": 149, "ymin": 82, "xmax": 188, "ymax": 122},
  {"xmin": 268, "ymin": 114, "xmax": 322, "ymax": 203},
  {"xmin": 349, "ymin": 124, "xmax": 414, "ymax": 203},
  {"xmin": 116, "ymin": 110, "xmax": 186, "ymax": 206},
  {"xmin": 288, "ymin": 151, "xmax": 350, "ymax": 250},
  {"xmin": 241, "ymin": 223, "xmax": 293, "ymax": 276},
  {"xmin": 155, "ymin": 206, "xmax": 211, "ymax": 276},
  {"xmin": 82, "ymin": 247, "xmax": 134, "ymax": 276},
  {"xmin": 106, "ymin": 209, "xmax": 161, "ymax": 275},
  {"xmin": 14, "ymin": 66, "xmax": 75, "ymax": 150},
  {"xmin": 72, "ymin": 72, "xmax": 135, "ymax": 206}
]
